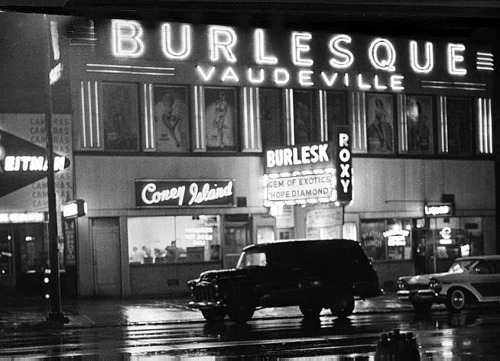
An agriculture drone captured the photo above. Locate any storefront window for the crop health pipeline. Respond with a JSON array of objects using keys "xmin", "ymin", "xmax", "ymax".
[
  {"xmin": 360, "ymin": 218, "xmax": 413, "ymax": 261},
  {"xmin": 128, "ymin": 215, "xmax": 221, "ymax": 264}
]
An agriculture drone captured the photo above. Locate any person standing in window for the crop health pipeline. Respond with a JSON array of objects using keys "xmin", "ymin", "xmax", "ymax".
[{"xmin": 130, "ymin": 247, "xmax": 146, "ymax": 264}]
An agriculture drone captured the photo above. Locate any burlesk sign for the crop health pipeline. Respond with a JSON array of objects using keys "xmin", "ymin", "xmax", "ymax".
[
  {"xmin": 263, "ymin": 142, "xmax": 336, "ymax": 206},
  {"xmin": 135, "ymin": 179, "xmax": 235, "ymax": 207}
]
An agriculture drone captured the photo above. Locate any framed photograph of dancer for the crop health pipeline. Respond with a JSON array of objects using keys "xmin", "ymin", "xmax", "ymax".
[
  {"xmin": 405, "ymin": 95, "xmax": 434, "ymax": 155},
  {"xmin": 366, "ymin": 93, "xmax": 395, "ymax": 154},
  {"xmin": 154, "ymin": 85, "xmax": 190, "ymax": 152},
  {"xmin": 204, "ymin": 87, "xmax": 238, "ymax": 151}
]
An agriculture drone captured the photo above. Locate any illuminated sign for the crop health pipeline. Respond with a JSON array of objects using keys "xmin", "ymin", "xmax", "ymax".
[
  {"xmin": 0, "ymin": 212, "xmax": 47, "ymax": 224},
  {"xmin": 439, "ymin": 226, "xmax": 453, "ymax": 245},
  {"xmin": 0, "ymin": 130, "xmax": 71, "ymax": 198},
  {"xmin": 105, "ymin": 20, "xmax": 492, "ymax": 93},
  {"xmin": 62, "ymin": 199, "xmax": 88, "ymax": 219},
  {"xmin": 335, "ymin": 126, "xmax": 352, "ymax": 203},
  {"xmin": 135, "ymin": 179, "xmax": 235, "ymax": 208},
  {"xmin": 383, "ymin": 229, "xmax": 410, "ymax": 247},
  {"xmin": 424, "ymin": 203, "xmax": 454, "ymax": 217},
  {"xmin": 263, "ymin": 169, "xmax": 335, "ymax": 207},
  {"xmin": 265, "ymin": 142, "xmax": 334, "ymax": 173}
]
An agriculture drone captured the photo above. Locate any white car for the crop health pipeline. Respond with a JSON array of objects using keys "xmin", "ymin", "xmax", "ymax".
[{"xmin": 397, "ymin": 255, "xmax": 500, "ymax": 312}]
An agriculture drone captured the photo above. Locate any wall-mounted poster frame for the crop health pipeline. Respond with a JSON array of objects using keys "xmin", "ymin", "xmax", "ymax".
[
  {"xmin": 404, "ymin": 94, "xmax": 434, "ymax": 155},
  {"xmin": 204, "ymin": 86, "xmax": 238, "ymax": 151},
  {"xmin": 259, "ymin": 88, "xmax": 282, "ymax": 147},
  {"xmin": 293, "ymin": 89, "xmax": 315, "ymax": 145},
  {"xmin": 365, "ymin": 93, "xmax": 395, "ymax": 154},
  {"xmin": 101, "ymin": 82, "xmax": 139, "ymax": 151},
  {"xmin": 326, "ymin": 91, "xmax": 348, "ymax": 141},
  {"xmin": 445, "ymin": 97, "xmax": 473, "ymax": 155},
  {"xmin": 153, "ymin": 85, "xmax": 190, "ymax": 152}
]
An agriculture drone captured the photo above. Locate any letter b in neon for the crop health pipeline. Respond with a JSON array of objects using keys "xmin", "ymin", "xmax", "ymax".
[{"xmin": 112, "ymin": 20, "xmax": 145, "ymax": 58}]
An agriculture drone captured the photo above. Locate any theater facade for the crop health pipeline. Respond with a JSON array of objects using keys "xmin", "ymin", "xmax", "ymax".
[{"xmin": 2, "ymin": 13, "xmax": 494, "ymax": 297}]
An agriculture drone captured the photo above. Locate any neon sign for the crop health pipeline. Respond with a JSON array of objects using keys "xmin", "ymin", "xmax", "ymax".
[
  {"xmin": 108, "ymin": 20, "xmax": 482, "ymax": 92},
  {"xmin": 136, "ymin": 179, "xmax": 235, "ymax": 208},
  {"xmin": 335, "ymin": 126, "xmax": 352, "ymax": 203},
  {"xmin": 3, "ymin": 156, "xmax": 66, "ymax": 172},
  {"xmin": 424, "ymin": 203, "xmax": 454, "ymax": 217},
  {"xmin": 263, "ymin": 169, "xmax": 336, "ymax": 207}
]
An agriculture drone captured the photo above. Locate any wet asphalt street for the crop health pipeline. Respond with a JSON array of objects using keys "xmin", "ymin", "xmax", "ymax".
[{"xmin": 0, "ymin": 293, "xmax": 499, "ymax": 359}]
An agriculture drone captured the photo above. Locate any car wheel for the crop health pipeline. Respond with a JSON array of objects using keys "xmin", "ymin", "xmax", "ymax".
[
  {"xmin": 227, "ymin": 302, "xmax": 255, "ymax": 323},
  {"xmin": 411, "ymin": 300, "xmax": 432, "ymax": 313},
  {"xmin": 330, "ymin": 293, "xmax": 355, "ymax": 318},
  {"xmin": 201, "ymin": 308, "xmax": 226, "ymax": 322},
  {"xmin": 446, "ymin": 288, "xmax": 472, "ymax": 312},
  {"xmin": 299, "ymin": 303, "xmax": 322, "ymax": 318}
]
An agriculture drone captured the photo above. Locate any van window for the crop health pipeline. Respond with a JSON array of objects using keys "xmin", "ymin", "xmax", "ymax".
[{"xmin": 236, "ymin": 250, "xmax": 267, "ymax": 269}]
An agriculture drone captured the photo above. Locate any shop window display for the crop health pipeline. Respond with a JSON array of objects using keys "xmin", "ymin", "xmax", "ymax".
[
  {"xmin": 360, "ymin": 219, "xmax": 413, "ymax": 261},
  {"xmin": 128, "ymin": 215, "xmax": 221, "ymax": 264}
]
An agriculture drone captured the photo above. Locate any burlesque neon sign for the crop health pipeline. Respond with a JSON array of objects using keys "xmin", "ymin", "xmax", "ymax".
[{"xmin": 110, "ymin": 20, "xmax": 478, "ymax": 91}]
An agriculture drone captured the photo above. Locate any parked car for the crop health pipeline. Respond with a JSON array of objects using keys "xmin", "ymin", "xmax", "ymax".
[
  {"xmin": 187, "ymin": 239, "xmax": 382, "ymax": 323},
  {"xmin": 397, "ymin": 255, "xmax": 500, "ymax": 312}
]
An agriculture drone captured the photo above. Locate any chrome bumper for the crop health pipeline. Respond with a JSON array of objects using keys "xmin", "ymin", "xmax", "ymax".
[
  {"xmin": 397, "ymin": 289, "xmax": 438, "ymax": 302},
  {"xmin": 188, "ymin": 300, "xmax": 225, "ymax": 309}
]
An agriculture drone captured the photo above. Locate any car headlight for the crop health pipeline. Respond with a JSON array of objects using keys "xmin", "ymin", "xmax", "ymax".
[
  {"xmin": 429, "ymin": 278, "xmax": 442, "ymax": 292},
  {"xmin": 397, "ymin": 280, "xmax": 408, "ymax": 290}
]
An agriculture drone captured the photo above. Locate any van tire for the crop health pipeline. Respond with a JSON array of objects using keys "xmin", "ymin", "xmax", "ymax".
[
  {"xmin": 227, "ymin": 302, "xmax": 255, "ymax": 323},
  {"xmin": 330, "ymin": 293, "xmax": 355, "ymax": 318},
  {"xmin": 299, "ymin": 303, "xmax": 322, "ymax": 318},
  {"xmin": 201, "ymin": 308, "xmax": 226, "ymax": 322},
  {"xmin": 226, "ymin": 291, "xmax": 256, "ymax": 323}
]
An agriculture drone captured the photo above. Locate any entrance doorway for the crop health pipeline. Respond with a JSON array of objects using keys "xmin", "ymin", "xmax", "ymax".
[{"xmin": 92, "ymin": 218, "xmax": 121, "ymax": 296}]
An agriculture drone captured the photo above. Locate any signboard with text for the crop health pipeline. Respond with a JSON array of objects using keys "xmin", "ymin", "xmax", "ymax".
[
  {"xmin": 135, "ymin": 179, "xmax": 235, "ymax": 208},
  {"xmin": 97, "ymin": 19, "xmax": 493, "ymax": 95},
  {"xmin": 263, "ymin": 142, "xmax": 336, "ymax": 206}
]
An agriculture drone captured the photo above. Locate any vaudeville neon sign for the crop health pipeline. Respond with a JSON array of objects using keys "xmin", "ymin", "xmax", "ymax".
[{"xmin": 108, "ymin": 19, "xmax": 485, "ymax": 91}]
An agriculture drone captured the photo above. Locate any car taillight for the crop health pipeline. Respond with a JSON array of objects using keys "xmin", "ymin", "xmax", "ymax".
[{"xmin": 429, "ymin": 278, "xmax": 442, "ymax": 291}]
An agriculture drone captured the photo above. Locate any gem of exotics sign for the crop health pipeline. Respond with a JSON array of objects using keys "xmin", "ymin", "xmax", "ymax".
[
  {"xmin": 263, "ymin": 142, "xmax": 336, "ymax": 206},
  {"xmin": 135, "ymin": 179, "xmax": 235, "ymax": 207}
]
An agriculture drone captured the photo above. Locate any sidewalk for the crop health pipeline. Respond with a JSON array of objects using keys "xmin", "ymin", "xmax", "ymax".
[{"xmin": 0, "ymin": 291, "xmax": 413, "ymax": 330}]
